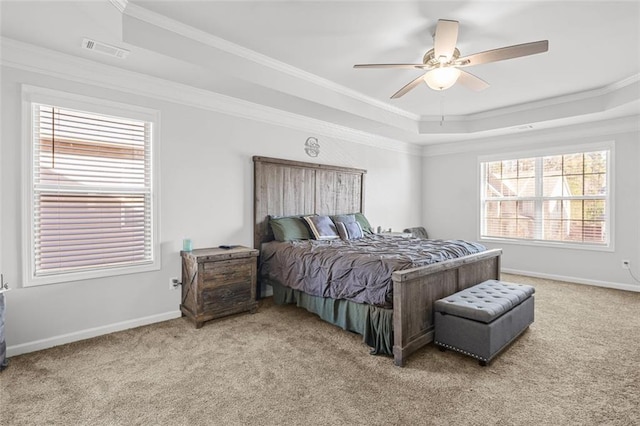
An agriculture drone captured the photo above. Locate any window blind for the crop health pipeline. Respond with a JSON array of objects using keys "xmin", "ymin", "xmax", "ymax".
[
  {"xmin": 480, "ymin": 150, "xmax": 609, "ymax": 246},
  {"xmin": 32, "ymin": 104, "xmax": 153, "ymax": 275}
]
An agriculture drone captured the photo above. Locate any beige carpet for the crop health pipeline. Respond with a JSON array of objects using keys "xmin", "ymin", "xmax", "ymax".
[{"xmin": 1, "ymin": 274, "xmax": 639, "ymax": 425}]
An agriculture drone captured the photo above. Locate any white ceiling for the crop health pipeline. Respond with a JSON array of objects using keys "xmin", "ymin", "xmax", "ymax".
[{"xmin": 1, "ymin": 0, "xmax": 639, "ymax": 145}]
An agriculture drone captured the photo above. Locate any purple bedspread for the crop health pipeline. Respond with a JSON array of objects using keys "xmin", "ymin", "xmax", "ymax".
[{"xmin": 260, "ymin": 235, "xmax": 486, "ymax": 308}]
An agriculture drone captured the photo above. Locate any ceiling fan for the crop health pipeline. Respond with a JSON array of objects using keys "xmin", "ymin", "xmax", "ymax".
[{"xmin": 354, "ymin": 19, "xmax": 549, "ymax": 98}]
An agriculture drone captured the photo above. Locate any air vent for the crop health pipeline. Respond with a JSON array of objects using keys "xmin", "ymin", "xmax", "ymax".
[{"xmin": 81, "ymin": 38, "xmax": 129, "ymax": 59}]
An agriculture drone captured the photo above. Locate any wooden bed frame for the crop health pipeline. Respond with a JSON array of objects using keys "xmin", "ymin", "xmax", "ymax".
[{"xmin": 253, "ymin": 156, "xmax": 502, "ymax": 366}]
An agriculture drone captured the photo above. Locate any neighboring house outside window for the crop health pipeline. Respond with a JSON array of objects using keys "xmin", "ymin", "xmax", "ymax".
[
  {"xmin": 479, "ymin": 143, "xmax": 612, "ymax": 250},
  {"xmin": 23, "ymin": 87, "xmax": 160, "ymax": 286}
]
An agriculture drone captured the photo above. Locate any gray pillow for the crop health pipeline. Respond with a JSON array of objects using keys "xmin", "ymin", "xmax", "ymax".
[
  {"xmin": 303, "ymin": 215, "xmax": 340, "ymax": 240},
  {"xmin": 345, "ymin": 222, "xmax": 364, "ymax": 239},
  {"xmin": 336, "ymin": 221, "xmax": 364, "ymax": 240},
  {"xmin": 331, "ymin": 214, "xmax": 356, "ymax": 224}
]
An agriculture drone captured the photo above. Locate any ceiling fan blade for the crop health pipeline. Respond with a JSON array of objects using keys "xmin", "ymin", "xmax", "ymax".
[
  {"xmin": 390, "ymin": 74, "xmax": 426, "ymax": 99},
  {"xmin": 457, "ymin": 70, "xmax": 490, "ymax": 91},
  {"xmin": 433, "ymin": 19, "xmax": 459, "ymax": 61},
  {"xmin": 457, "ymin": 40, "xmax": 549, "ymax": 67},
  {"xmin": 354, "ymin": 63, "xmax": 431, "ymax": 69}
]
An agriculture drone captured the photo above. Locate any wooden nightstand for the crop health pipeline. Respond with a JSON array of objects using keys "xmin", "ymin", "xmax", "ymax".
[{"xmin": 180, "ymin": 246, "xmax": 259, "ymax": 328}]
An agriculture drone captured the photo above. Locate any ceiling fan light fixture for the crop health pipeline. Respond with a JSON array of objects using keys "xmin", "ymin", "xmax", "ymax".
[{"xmin": 423, "ymin": 67, "xmax": 461, "ymax": 91}]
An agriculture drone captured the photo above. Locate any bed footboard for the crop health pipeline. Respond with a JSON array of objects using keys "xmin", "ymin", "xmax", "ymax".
[{"xmin": 391, "ymin": 248, "xmax": 502, "ymax": 367}]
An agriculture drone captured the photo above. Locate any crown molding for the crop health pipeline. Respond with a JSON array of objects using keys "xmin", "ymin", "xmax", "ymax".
[
  {"xmin": 416, "ymin": 73, "xmax": 639, "ymax": 138},
  {"xmin": 477, "ymin": 73, "xmax": 639, "ymax": 121},
  {"xmin": 422, "ymin": 114, "xmax": 639, "ymax": 157},
  {"xmin": 122, "ymin": 3, "xmax": 420, "ymax": 123},
  {"xmin": 419, "ymin": 73, "xmax": 640, "ymax": 124},
  {"xmin": 0, "ymin": 37, "xmax": 421, "ymax": 156},
  {"xmin": 108, "ymin": 0, "xmax": 128, "ymax": 13},
  {"xmin": 607, "ymin": 73, "xmax": 640, "ymax": 92}
]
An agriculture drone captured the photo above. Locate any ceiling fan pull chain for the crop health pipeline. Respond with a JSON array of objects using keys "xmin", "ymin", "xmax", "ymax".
[{"xmin": 440, "ymin": 93, "xmax": 445, "ymax": 126}]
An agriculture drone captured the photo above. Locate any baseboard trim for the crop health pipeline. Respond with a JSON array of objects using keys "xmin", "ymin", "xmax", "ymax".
[
  {"xmin": 6, "ymin": 269, "xmax": 638, "ymax": 358},
  {"xmin": 502, "ymin": 268, "xmax": 640, "ymax": 293},
  {"xmin": 6, "ymin": 310, "xmax": 182, "ymax": 357}
]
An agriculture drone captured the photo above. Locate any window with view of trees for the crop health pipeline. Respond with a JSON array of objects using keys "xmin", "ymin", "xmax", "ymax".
[
  {"xmin": 25, "ymin": 94, "xmax": 158, "ymax": 285},
  {"xmin": 480, "ymin": 148, "xmax": 610, "ymax": 246}
]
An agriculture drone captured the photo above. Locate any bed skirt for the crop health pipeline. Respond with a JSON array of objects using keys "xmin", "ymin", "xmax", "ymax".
[{"xmin": 268, "ymin": 279, "xmax": 394, "ymax": 355}]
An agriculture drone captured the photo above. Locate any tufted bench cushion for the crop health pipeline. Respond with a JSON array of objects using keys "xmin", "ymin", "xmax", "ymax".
[
  {"xmin": 434, "ymin": 280, "xmax": 535, "ymax": 323},
  {"xmin": 434, "ymin": 280, "xmax": 535, "ymax": 365}
]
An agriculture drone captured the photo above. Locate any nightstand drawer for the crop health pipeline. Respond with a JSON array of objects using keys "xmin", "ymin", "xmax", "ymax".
[
  {"xmin": 202, "ymin": 281, "xmax": 252, "ymax": 312},
  {"xmin": 202, "ymin": 259, "xmax": 252, "ymax": 288}
]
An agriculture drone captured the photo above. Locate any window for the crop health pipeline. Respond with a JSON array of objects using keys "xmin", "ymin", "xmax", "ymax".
[
  {"xmin": 23, "ymin": 87, "xmax": 159, "ymax": 285},
  {"xmin": 480, "ymin": 145, "xmax": 612, "ymax": 249}
]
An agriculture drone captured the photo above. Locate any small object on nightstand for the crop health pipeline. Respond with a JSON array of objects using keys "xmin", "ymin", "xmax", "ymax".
[
  {"xmin": 403, "ymin": 227, "xmax": 429, "ymax": 239},
  {"xmin": 379, "ymin": 231, "xmax": 412, "ymax": 238},
  {"xmin": 182, "ymin": 238, "xmax": 192, "ymax": 252},
  {"xmin": 180, "ymin": 246, "xmax": 258, "ymax": 328}
]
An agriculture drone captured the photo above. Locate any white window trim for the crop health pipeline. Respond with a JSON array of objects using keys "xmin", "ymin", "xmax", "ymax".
[
  {"xmin": 477, "ymin": 141, "xmax": 615, "ymax": 252},
  {"xmin": 22, "ymin": 85, "xmax": 161, "ymax": 286}
]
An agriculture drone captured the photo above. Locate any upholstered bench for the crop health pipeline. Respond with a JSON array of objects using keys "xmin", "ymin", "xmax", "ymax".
[{"xmin": 434, "ymin": 280, "xmax": 535, "ymax": 365}]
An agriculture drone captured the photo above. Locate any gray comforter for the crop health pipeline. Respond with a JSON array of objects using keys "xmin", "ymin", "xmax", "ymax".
[{"xmin": 260, "ymin": 235, "xmax": 486, "ymax": 308}]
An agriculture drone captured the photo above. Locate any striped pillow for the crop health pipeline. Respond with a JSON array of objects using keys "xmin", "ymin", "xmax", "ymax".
[
  {"xmin": 335, "ymin": 221, "xmax": 364, "ymax": 240},
  {"xmin": 303, "ymin": 215, "xmax": 340, "ymax": 240}
]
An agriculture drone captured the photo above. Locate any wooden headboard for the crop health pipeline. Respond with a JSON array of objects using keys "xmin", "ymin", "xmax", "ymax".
[{"xmin": 253, "ymin": 156, "xmax": 367, "ymax": 249}]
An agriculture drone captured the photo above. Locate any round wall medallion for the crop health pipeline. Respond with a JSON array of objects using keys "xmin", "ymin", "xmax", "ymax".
[{"xmin": 304, "ymin": 137, "xmax": 320, "ymax": 157}]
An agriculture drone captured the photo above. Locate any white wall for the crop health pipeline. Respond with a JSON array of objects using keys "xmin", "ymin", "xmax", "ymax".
[
  {"xmin": 1, "ymin": 65, "xmax": 422, "ymax": 355},
  {"xmin": 423, "ymin": 120, "xmax": 640, "ymax": 291},
  {"xmin": 3, "ymin": 46, "xmax": 636, "ymax": 358}
]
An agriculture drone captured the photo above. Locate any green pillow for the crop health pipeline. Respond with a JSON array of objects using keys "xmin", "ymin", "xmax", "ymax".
[
  {"xmin": 269, "ymin": 216, "xmax": 312, "ymax": 241},
  {"xmin": 353, "ymin": 212, "xmax": 373, "ymax": 234}
]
